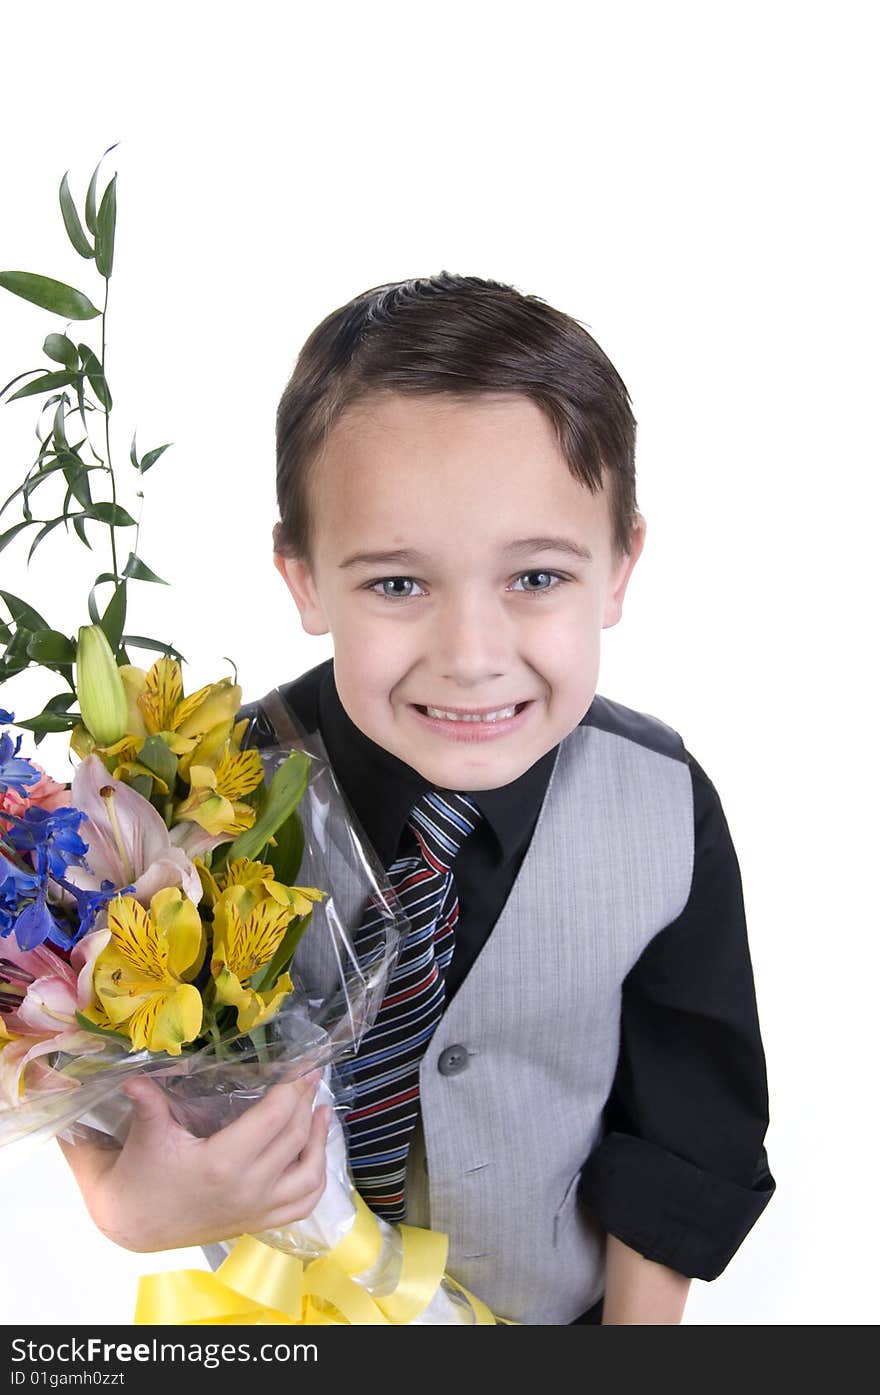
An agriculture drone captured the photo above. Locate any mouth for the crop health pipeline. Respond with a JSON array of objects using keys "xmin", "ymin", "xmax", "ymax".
[
  {"xmin": 408, "ymin": 700, "xmax": 534, "ymax": 740},
  {"xmin": 412, "ymin": 701, "xmax": 530, "ymax": 723}
]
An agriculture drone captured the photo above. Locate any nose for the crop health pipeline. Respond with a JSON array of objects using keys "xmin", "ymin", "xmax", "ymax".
[{"xmin": 433, "ymin": 588, "xmax": 511, "ymax": 687}]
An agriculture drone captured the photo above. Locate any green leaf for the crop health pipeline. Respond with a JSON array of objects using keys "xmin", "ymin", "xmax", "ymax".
[
  {"xmin": 0, "ymin": 591, "xmax": 50, "ymax": 633},
  {"xmin": 130, "ymin": 431, "xmax": 139, "ymax": 470},
  {"xmin": 26, "ymin": 628, "xmax": 76, "ymax": 663},
  {"xmin": 122, "ymin": 551, "xmax": 167, "ymax": 585},
  {"xmin": 83, "ymin": 502, "xmax": 136, "ymax": 527},
  {"xmin": 74, "ymin": 1010, "xmax": 131, "ymax": 1045},
  {"xmin": 42, "ymin": 691, "xmax": 78, "ymax": 713},
  {"xmin": 138, "ymin": 734, "xmax": 178, "ymax": 787},
  {"xmin": 14, "ymin": 711, "xmax": 78, "ymax": 735},
  {"xmin": 7, "ymin": 370, "xmax": 78, "ymax": 403},
  {"xmin": 52, "ymin": 398, "xmax": 69, "ymax": 452},
  {"xmin": 73, "ymin": 515, "xmax": 92, "ymax": 550},
  {"xmin": 122, "ymin": 634, "xmax": 186, "ymax": 662},
  {"xmin": 85, "ymin": 143, "xmax": 119, "ymax": 236},
  {"xmin": 0, "ymin": 521, "xmax": 34, "ymax": 554},
  {"xmin": 140, "ymin": 442, "xmax": 172, "ymax": 474},
  {"xmin": 87, "ymin": 573, "xmax": 117, "ymax": 625},
  {"xmin": 95, "ymin": 174, "xmax": 117, "ymax": 279},
  {"xmin": 27, "ymin": 516, "xmax": 67, "ymax": 564},
  {"xmin": 61, "ymin": 456, "xmax": 93, "ymax": 510},
  {"xmin": 77, "ymin": 344, "xmax": 111, "ymax": 412},
  {"xmin": 0, "ymin": 272, "xmax": 100, "ymax": 320},
  {"xmin": 59, "ymin": 173, "xmax": 95, "ymax": 259},
  {"xmin": 44, "ymin": 333, "xmax": 80, "ymax": 370},
  {"xmin": 262, "ymin": 807, "xmax": 305, "ymax": 885},
  {"xmin": 221, "ymin": 751, "xmax": 311, "ymax": 867},
  {"xmin": 101, "ymin": 580, "xmax": 127, "ymax": 652}
]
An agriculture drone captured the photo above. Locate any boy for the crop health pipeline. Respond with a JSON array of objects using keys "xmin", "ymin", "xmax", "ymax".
[{"xmin": 61, "ymin": 272, "xmax": 775, "ymax": 1325}]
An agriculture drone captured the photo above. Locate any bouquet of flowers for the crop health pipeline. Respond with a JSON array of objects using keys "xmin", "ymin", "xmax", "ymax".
[{"xmin": 0, "ymin": 146, "xmax": 500, "ymax": 1326}]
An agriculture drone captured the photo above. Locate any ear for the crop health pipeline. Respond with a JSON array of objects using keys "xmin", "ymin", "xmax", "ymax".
[
  {"xmin": 602, "ymin": 512, "xmax": 647, "ymax": 628},
  {"xmin": 273, "ymin": 553, "xmax": 331, "ymax": 636}
]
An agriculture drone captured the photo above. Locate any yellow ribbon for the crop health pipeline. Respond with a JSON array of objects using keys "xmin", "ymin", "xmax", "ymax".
[{"xmin": 135, "ymin": 1194, "xmax": 500, "ymax": 1326}]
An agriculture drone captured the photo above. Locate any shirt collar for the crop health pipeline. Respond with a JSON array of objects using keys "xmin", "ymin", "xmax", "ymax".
[{"xmin": 317, "ymin": 661, "xmax": 558, "ymax": 868}]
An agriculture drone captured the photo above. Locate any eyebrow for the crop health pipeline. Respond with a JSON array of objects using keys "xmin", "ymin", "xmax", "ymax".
[{"xmin": 339, "ymin": 536, "xmax": 594, "ymax": 569}]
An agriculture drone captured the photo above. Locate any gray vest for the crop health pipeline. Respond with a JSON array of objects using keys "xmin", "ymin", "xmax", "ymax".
[{"xmin": 227, "ymin": 691, "xmax": 695, "ymax": 1325}]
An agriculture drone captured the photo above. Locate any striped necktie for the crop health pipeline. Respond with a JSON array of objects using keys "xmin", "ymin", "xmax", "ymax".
[{"xmin": 343, "ymin": 789, "xmax": 484, "ymax": 1222}]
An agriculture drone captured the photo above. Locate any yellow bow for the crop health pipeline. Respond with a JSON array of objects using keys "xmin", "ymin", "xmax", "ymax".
[{"xmin": 135, "ymin": 1191, "xmax": 500, "ymax": 1326}]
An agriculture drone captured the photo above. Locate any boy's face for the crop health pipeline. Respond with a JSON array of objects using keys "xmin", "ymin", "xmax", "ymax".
[{"xmin": 275, "ymin": 391, "xmax": 645, "ymax": 792}]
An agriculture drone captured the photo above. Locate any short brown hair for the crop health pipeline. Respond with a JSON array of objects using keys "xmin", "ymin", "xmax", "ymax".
[{"xmin": 274, "ymin": 272, "xmax": 638, "ymax": 566}]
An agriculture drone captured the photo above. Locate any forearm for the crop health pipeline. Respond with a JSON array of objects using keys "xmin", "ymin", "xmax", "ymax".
[{"xmin": 602, "ymin": 1233, "xmax": 691, "ymax": 1324}]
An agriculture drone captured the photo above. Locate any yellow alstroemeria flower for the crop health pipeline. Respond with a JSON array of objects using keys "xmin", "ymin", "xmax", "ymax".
[
  {"xmin": 91, "ymin": 888, "xmax": 206, "ymax": 1056},
  {"xmin": 172, "ymin": 747, "xmax": 265, "ymax": 838},
  {"xmin": 137, "ymin": 657, "xmax": 242, "ymax": 746},
  {"xmin": 197, "ymin": 855, "xmax": 326, "ymax": 917},
  {"xmin": 176, "ymin": 716, "xmax": 251, "ymax": 784},
  {"xmin": 210, "ymin": 884, "xmax": 300, "ymax": 1032}
]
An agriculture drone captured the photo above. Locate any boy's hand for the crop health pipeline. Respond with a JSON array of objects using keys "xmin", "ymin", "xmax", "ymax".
[{"xmin": 57, "ymin": 1069, "xmax": 332, "ymax": 1253}]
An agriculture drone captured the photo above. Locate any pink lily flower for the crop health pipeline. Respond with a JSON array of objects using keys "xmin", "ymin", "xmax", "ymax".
[
  {"xmin": 63, "ymin": 754, "xmax": 224, "ymax": 909},
  {"xmin": 0, "ymin": 929, "xmax": 111, "ymax": 1105}
]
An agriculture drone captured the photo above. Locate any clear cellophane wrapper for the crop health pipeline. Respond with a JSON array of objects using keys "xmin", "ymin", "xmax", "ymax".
[{"xmin": 0, "ymin": 694, "xmax": 478, "ymax": 1324}]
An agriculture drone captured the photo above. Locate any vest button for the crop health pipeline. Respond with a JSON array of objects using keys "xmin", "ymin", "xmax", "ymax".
[{"xmin": 437, "ymin": 1044, "xmax": 469, "ymax": 1076}]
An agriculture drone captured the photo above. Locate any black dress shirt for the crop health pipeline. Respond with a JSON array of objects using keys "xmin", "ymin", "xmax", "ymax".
[{"xmin": 242, "ymin": 658, "xmax": 775, "ymax": 1320}]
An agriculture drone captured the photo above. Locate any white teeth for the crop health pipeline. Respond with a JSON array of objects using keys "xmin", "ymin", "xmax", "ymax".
[{"xmin": 424, "ymin": 705, "xmax": 518, "ymax": 723}]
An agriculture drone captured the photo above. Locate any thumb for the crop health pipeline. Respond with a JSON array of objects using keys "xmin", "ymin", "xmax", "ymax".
[{"xmin": 122, "ymin": 1076, "xmax": 172, "ymax": 1132}]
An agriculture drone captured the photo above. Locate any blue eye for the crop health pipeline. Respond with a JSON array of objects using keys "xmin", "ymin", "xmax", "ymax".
[
  {"xmin": 369, "ymin": 577, "xmax": 424, "ymax": 600},
  {"xmin": 366, "ymin": 572, "xmax": 568, "ymax": 601},
  {"xmin": 511, "ymin": 571, "xmax": 565, "ymax": 594}
]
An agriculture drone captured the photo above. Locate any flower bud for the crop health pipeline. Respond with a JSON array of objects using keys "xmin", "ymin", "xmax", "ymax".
[{"xmin": 75, "ymin": 625, "xmax": 128, "ymax": 747}]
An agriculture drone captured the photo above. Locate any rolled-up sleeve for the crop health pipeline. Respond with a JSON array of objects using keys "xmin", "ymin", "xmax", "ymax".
[{"xmin": 579, "ymin": 751, "xmax": 776, "ymax": 1280}]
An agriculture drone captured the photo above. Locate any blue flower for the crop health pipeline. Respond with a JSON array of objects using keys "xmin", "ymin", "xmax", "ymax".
[
  {"xmin": 61, "ymin": 876, "xmax": 130, "ymax": 939},
  {"xmin": 5, "ymin": 805, "xmax": 89, "ymax": 883},
  {"xmin": 0, "ymin": 721, "xmax": 41, "ymax": 798},
  {"xmin": 12, "ymin": 892, "xmax": 58, "ymax": 951},
  {"xmin": 0, "ymin": 855, "xmax": 41, "ymax": 938}
]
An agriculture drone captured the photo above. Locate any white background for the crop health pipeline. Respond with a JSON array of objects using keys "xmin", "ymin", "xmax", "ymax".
[{"xmin": 1, "ymin": 0, "xmax": 876, "ymax": 1326}]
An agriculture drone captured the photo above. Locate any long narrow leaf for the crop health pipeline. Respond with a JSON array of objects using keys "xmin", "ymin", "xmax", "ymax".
[
  {"xmin": 77, "ymin": 345, "xmax": 111, "ymax": 412},
  {"xmin": 27, "ymin": 517, "xmax": 67, "ymax": 564},
  {"xmin": 83, "ymin": 502, "xmax": 135, "ymax": 527},
  {"xmin": 7, "ymin": 370, "xmax": 78, "ymax": 403},
  {"xmin": 221, "ymin": 752, "xmax": 312, "ymax": 866},
  {"xmin": 26, "ymin": 629, "xmax": 76, "ymax": 664},
  {"xmin": 84, "ymin": 144, "xmax": 119, "ymax": 236},
  {"xmin": 122, "ymin": 634, "xmax": 186, "ymax": 662},
  {"xmin": 122, "ymin": 552, "xmax": 167, "ymax": 585},
  {"xmin": 0, "ymin": 521, "xmax": 34, "ymax": 554},
  {"xmin": 101, "ymin": 580, "xmax": 127, "ymax": 652},
  {"xmin": 95, "ymin": 174, "xmax": 117, "ymax": 278},
  {"xmin": 43, "ymin": 333, "xmax": 80, "ymax": 370},
  {"xmin": 0, "ymin": 272, "xmax": 99, "ymax": 320},
  {"xmin": 59, "ymin": 174, "xmax": 95, "ymax": 259},
  {"xmin": 0, "ymin": 592, "xmax": 50, "ymax": 633},
  {"xmin": 87, "ymin": 573, "xmax": 117, "ymax": 626},
  {"xmin": 140, "ymin": 442, "xmax": 173, "ymax": 473}
]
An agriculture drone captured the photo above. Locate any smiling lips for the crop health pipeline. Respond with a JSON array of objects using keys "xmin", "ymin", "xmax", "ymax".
[{"xmin": 413, "ymin": 701, "xmax": 529, "ymax": 723}]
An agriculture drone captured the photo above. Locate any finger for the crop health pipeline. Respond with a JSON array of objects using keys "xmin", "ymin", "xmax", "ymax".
[
  {"xmin": 209, "ymin": 1073, "xmax": 320, "ymax": 1168},
  {"xmin": 252, "ymin": 1080, "xmax": 325, "ymax": 1179},
  {"xmin": 122, "ymin": 1076, "xmax": 174, "ymax": 1140},
  {"xmin": 271, "ymin": 1103, "xmax": 331, "ymax": 1208}
]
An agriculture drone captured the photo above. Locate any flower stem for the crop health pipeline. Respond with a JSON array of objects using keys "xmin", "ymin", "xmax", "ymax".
[{"xmin": 100, "ymin": 276, "xmax": 118, "ymax": 584}]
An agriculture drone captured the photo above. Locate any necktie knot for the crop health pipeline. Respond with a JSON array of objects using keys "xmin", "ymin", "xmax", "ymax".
[{"xmin": 407, "ymin": 789, "xmax": 484, "ymax": 872}]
